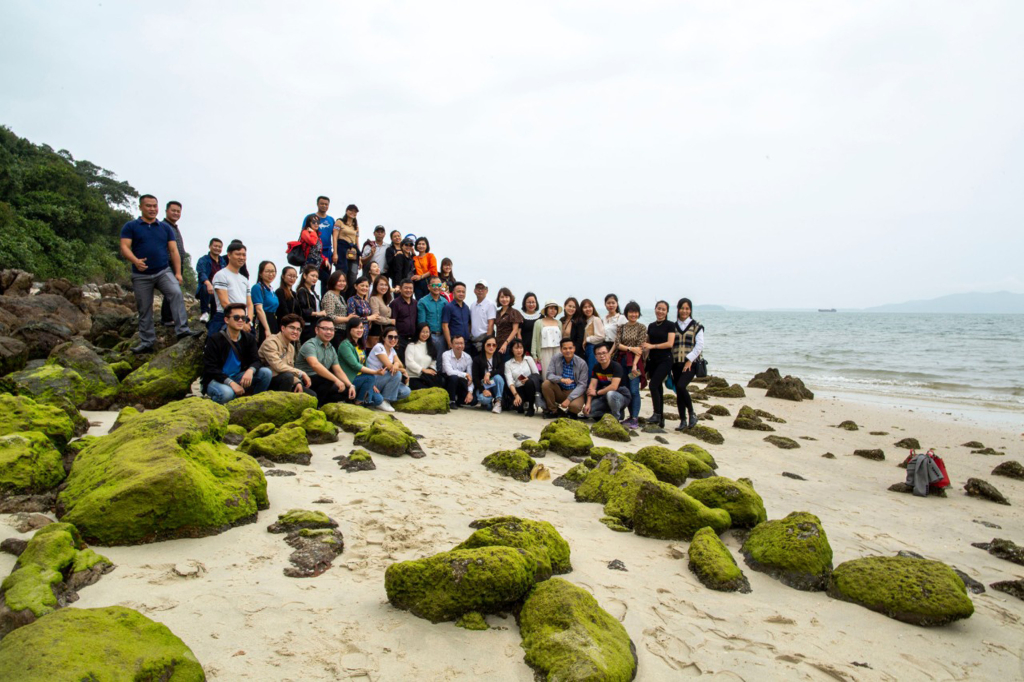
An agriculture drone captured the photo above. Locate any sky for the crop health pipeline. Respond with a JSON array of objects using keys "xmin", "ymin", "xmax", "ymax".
[{"xmin": 2, "ymin": 1, "xmax": 1022, "ymax": 309}]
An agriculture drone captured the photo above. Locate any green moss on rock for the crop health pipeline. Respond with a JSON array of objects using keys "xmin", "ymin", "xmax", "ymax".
[
  {"xmin": 321, "ymin": 402, "xmax": 378, "ymax": 433},
  {"xmin": 48, "ymin": 339, "xmax": 120, "ymax": 409},
  {"xmin": 244, "ymin": 427, "xmax": 312, "ymax": 465},
  {"xmin": 481, "ymin": 450, "xmax": 536, "ymax": 482},
  {"xmin": 704, "ymin": 383, "xmax": 745, "ymax": 399},
  {"xmin": 633, "ymin": 481, "xmax": 732, "ymax": 540},
  {"xmin": 741, "ymin": 511, "xmax": 833, "ymax": 591},
  {"xmin": 57, "ymin": 399, "xmax": 268, "ymax": 546},
  {"xmin": 223, "ymin": 424, "xmax": 247, "ymax": 445},
  {"xmin": 590, "ymin": 414, "xmax": 631, "ymax": 442},
  {"xmin": 599, "ymin": 517, "xmax": 631, "ymax": 532},
  {"xmin": 553, "ymin": 463, "xmax": 591, "ymax": 493},
  {"xmin": 540, "ymin": 418, "xmax": 594, "ymax": 458},
  {"xmin": 119, "ymin": 335, "xmax": 205, "ymax": 409},
  {"xmin": 705, "ymin": 405, "xmax": 730, "ymax": 417},
  {"xmin": 0, "ymin": 605, "xmax": 205, "ymax": 681},
  {"xmin": 518, "ymin": 577, "xmax": 637, "ymax": 682},
  {"xmin": 281, "ymin": 408, "xmax": 338, "ymax": 445},
  {"xmin": 827, "ymin": 556, "xmax": 974, "ymax": 626},
  {"xmin": 0, "ymin": 431, "xmax": 66, "ymax": 496},
  {"xmin": 8, "ymin": 364, "xmax": 88, "ymax": 410},
  {"xmin": 227, "ymin": 390, "xmax": 318, "ymax": 430},
  {"xmin": 237, "ymin": 422, "xmax": 277, "ymax": 453},
  {"xmin": 678, "ymin": 423, "xmax": 724, "ymax": 445},
  {"xmin": 733, "ymin": 405, "xmax": 775, "ymax": 432},
  {"xmin": 354, "ymin": 417, "xmax": 419, "ymax": 457},
  {"xmin": 267, "ymin": 509, "xmax": 337, "ymax": 534},
  {"xmin": 455, "ymin": 611, "xmax": 489, "ymax": 630},
  {"xmin": 575, "ymin": 453, "xmax": 658, "ymax": 524},
  {"xmin": 384, "ymin": 547, "xmax": 535, "ymax": 622},
  {"xmin": 689, "ymin": 526, "xmax": 750, "ymax": 592},
  {"xmin": 519, "ymin": 439, "xmax": 546, "ymax": 455},
  {"xmin": 764, "ymin": 435, "xmax": 800, "ymax": 449},
  {"xmin": 683, "ymin": 476, "xmax": 767, "ymax": 529},
  {"xmin": 456, "ymin": 516, "xmax": 571, "ymax": 581},
  {"xmin": 679, "ymin": 443, "xmax": 717, "ymax": 469},
  {"xmin": 109, "ymin": 405, "xmax": 140, "ymax": 433},
  {"xmin": 627, "ymin": 446, "xmax": 690, "ymax": 485},
  {"xmin": 837, "ymin": 420, "xmax": 859, "ymax": 431},
  {"xmin": 0, "ymin": 394, "xmax": 75, "ymax": 451},
  {"xmin": 107, "ymin": 360, "xmax": 132, "ymax": 380},
  {"xmin": 393, "ymin": 387, "xmax": 450, "ymax": 414}
]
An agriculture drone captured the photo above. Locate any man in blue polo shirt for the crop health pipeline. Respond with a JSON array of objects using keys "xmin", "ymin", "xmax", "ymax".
[
  {"xmin": 441, "ymin": 281, "xmax": 471, "ymax": 354},
  {"xmin": 119, "ymin": 194, "xmax": 199, "ymax": 354},
  {"xmin": 301, "ymin": 195, "xmax": 334, "ymax": 296}
]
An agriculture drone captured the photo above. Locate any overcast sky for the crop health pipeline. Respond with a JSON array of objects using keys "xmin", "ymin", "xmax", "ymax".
[{"xmin": 3, "ymin": 1, "xmax": 1022, "ymax": 309}]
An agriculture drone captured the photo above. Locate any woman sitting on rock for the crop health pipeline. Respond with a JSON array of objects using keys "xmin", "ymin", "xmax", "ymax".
[
  {"xmin": 406, "ymin": 322, "xmax": 443, "ymax": 390},
  {"xmin": 337, "ymin": 320, "xmax": 384, "ymax": 409},
  {"xmin": 504, "ymin": 339, "xmax": 540, "ymax": 417},
  {"xmin": 472, "ymin": 335, "xmax": 505, "ymax": 413},
  {"xmin": 365, "ymin": 325, "xmax": 411, "ymax": 411}
]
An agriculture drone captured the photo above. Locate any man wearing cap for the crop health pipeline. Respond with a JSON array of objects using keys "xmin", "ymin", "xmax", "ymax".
[
  {"xmin": 361, "ymin": 225, "xmax": 389, "ymax": 277},
  {"xmin": 301, "ymin": 196, "xmax": 335, "ymax": 296},
  {"xmin": 469, "ymin": 279, "xmax": 497, "ymax": 358}
]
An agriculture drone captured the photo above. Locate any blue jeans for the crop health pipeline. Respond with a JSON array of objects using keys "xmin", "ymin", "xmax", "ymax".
[
  {"xmin": 208, "ymin": 311, "xmax": 225, "ymax": 334},
  {"xmin": 206, "ymin": 367, "xmax": 272, "ymax": 404},
  {"xmin": 477, "ymin": 374, "xmax": 505, "ymax": 408},
  {"xmin": 626, "ymin": 373, "xmax": 641, "ymax": 419},
  {"xmin": 196, "ymin": 286, "xmax": 216, "ymax": 315},
  {"xmin": 590, "ymin": 390, "xmax": 629, "ymax": 420},
  {"xmin": 585, "ymin": 345, "xmax": 598, "ymax": 371},
  {"xmin": 354, "ymin": 374, "xmax": 383, "ymax": 406},
  {"xmin": 374, "ymin": 371, "xmax": 411, "ymax": 402}
]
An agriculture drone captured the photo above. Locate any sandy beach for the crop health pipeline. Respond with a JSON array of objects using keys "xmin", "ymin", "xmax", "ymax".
[{"xmin": 2, "ymin": 385, "xmax": 1022, "ymax": 681}]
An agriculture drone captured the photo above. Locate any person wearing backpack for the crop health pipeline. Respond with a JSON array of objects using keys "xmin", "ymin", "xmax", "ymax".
[
  {"xmin": 299, "ymin": 196, "xmax": 335, "ymax": 296},
  {"xmin": 361, "ymin": 225, "xmax": 389, "ymax": 277},
  {"xmin": 201, "ymin": 302, "xmax": 272, "ymax": 404}
]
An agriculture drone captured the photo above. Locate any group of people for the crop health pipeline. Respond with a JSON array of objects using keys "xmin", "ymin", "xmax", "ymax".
[{"xmin": 119, "ymin": 195, "xmax": 706, "ymax": 430}]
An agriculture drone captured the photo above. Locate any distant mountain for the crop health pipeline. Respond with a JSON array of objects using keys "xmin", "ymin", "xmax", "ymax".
[{"xmin": 864, "ymin": 291, "xmax": 1024, "ymax": 314}]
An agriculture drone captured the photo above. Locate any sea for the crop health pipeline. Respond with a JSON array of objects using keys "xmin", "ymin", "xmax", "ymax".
[{"xmin": 638, "ymin": 310, "xmax": 1024, "ymax": 418}]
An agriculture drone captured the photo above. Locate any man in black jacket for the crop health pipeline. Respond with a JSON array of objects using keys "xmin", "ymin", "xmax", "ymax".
[{"xmin": 202, "ymin": 302, "xmax": 272, "ymax": 404}]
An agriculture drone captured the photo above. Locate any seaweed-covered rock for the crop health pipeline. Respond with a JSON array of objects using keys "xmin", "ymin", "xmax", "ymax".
[
  {"xmin": 688, "ymin": 526, "xmax": 751, "ymax": 593},
  {"xmin": 354, "ymin": 417, "xmax": 422, "ymax": 458},
  {"xmin": 894, "ymin": 437, "xmax": 921, "ymax": 450},
  {"xmin": 961, "ymin": 441, "xmax": 984, "ymax": 448},
  {"xmin": 553, "ymin": 463, "xmax": 591, "ymax": 493},
  {"xmin": 827, "ymin": 556, "xmax": 974, "ymax": 626},
  {"xmin": 540, "ymin": 418, "xmax": 594, "ymax": 458},
  {"xmin": 336, "ymin": 449, "xmax": 376, "ymax": 473},
  {"xmin": 679, "ymin": 443, "xmax": 717, "ymax": 469},
  {"xmin": 0, "ymin": 336, "xmax": 28, "ymax": 376},
  {"xmin": 627, "ymin": 446, "xmax": 690, "ymax": 485},
  {"xmin": 282, "ymin": 527, "xmax": 345, "ymax": 578},
  {"xmin": 600, "ymin": 517, "xmax": 631, "ymax": 533},
  {"xmin": 766, "ymin": 375, "xmax": 814, "ymax": 401},
  {"xmin": 57, "ymin": 399, "xmax": 268, "ymax": 545},
  {"xmin": 837, "ymin": 420, "xmax": 859, "ymax": 431},
  {"xmin": 60, "ymin": 436, "xmax": 96, "ymax": 475},
  {"xmin": 107, "ymin": 405, "xmax": 140, "ymax": 434},
  {"xmin": 748, "ymin": 368, "xmax": 782, "ymax": 389},
  {"xmin": 590, "ymin": 414, "xmax": 630, "ymax": 443},
  {"xmin": 455, "ymin": 611, "xmax": 488, "ymax": 630},
  {"xmin": 992, "ymin": 461, "xmax": 1024, "ymax": 480},
  {"xmin": 267, "ymin": 509, "xmax": 337, "ymax": 534},
  {"xmin": 243, "ymin": 426, "xmax": 312, "ymax": 465},
  {"xmin": 107, "ymin": 360, "xmax": 133, "ymax": 380},
  {"xmin": 677, "ymin": 423, "xmax": 724, "ymax": 445},
  {"xmin": 281, "ymin": 408, "xmax": 339, "ymax": 445},
  {"xmin": 481, "ymin": 450, "xmax": 536, "ymax": 482},
  {"xmin": 223, "ymin": 424, "xmax": 246, "ymax": 446},
  {"xmin": 384, "ymin": 547, "xmax": 534, "ymax": 622},
  {"xmin": 8, "ymin": 364, "xmax": 88, "ymax": 410},
  {"xmin": 519, "ymin": 439, "xmax": 547, "ymax": 456},
  {"xmin": 976, "ymin": 538, "xmax": 1024, "ymax": 566},
  {"xmin": 0, "ymin": 523, "xmax": 113, "ymax": 638},
  {"xmin": 0, "ymin": 605, "xmax": 204, "ymax": 681},
  {"xmin": 518, "ymin": 577, "xmax": 637, "ymax": 682},
  {"xmin": 741, "ymin": 511, "xmax": 833, "ymax": 591},
  {"xmin": 990, "ymin": 579, "xmax": 1024, "ymax": 601},
  {"xmin": 971, "ymin": 447, "xmax": 1004, "ymax": 455},
  {"xmin": 963, "ymin": 478, "xmax": 1009, "ymax": 505},
  {"xmin": 47, "ymin": 339, "xmax": 120, "ymax": 410},
  {"xmin": 321, "ymin": 402, "xmax": 378, "ymax": 433},
  {"xmin": 393, "ymin": 387, "xmax": 450, "ymax": 414},
  {"xmin": 633, "ymin": 481, "xmax": 731, "ymax": 540},
  {"xmin": 853, "ymin": 448, "xmax": 885, "ymax": 461},
  {"xmin": 683, "ymin": 476, "xmax": 767, "ymax": 529},
  {"xmin": 227, "ymin": 390, "xmax": 318, "ymax": 430},
  {"xmin": 733, "ymin": 405, "xmax": 775, "ymax": 432},
  {"xmin": 456, "ymin": 516, "xmax": 571, "ymax": 581},
  {"xmin": 575, "ymin": 453, "xmax": 658, "ymax": 524},
  {"xmin": 704, "ymin": 383, "xmax": 746, "ymax": 399},
  {"xmin": 237, "ymin": 422, "xmax": 277, "ymax": 454},
  {"xmin": 0, "ymin": 394, "xmax": 75, "ymax": 451},
  {"xmin": 765, "ymin": 436, "xmax": 800, "ymax": 449},
  {"xmin": 0, "ymin": 432, "xmax": 65, "ymax": 499},
  {"xmin": 705, "ymin": 404, "xmax": 730, "ymax": 417},
  {"xmin": 118, "ymin": 335, "xmax": 204, "ymax": 408}
]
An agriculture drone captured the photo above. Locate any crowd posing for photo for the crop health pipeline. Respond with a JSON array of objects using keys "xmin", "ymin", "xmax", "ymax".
[{"xmin": 119, "ymin": 195, "xmax": 706, "ymax": 430}]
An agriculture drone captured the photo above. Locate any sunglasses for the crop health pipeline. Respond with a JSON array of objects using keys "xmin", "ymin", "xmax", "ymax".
[
  {"xmin": 386, "ymin": 334, "xmax": 399, "ymax": 339},
  {"xmin": 430, "ymin": 284, "xmax": 442, "ymax": 288},
  {"xmin": 229, "ymin": 315, "xmax": 249, "ymax": 322}
]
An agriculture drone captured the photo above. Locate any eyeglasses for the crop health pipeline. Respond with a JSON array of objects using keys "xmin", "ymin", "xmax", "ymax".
[
  {"xmin": 284, "ymin": 325, "xmax": 302, "ymax": 332},
  {"xmin": 318, "ymin": 326, "xmax": 336, "ymax": 333},
  {"xmin": 229, "ymin": 315, "xmax": 250, "ymax": 322}
]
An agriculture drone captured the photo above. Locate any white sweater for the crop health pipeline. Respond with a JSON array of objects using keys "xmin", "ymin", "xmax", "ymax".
[{"xmin": 404, "ymin": 342, "xmax": 437, "ymax": 378}]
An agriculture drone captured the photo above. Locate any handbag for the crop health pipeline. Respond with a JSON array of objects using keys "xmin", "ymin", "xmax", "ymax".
[{"xmin": 693, "ymin": 356, "xmax": 708, "ymax": 378}]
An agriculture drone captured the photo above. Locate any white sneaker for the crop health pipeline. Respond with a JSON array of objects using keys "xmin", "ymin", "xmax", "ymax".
[
  {"xmin": 199, "ymin": 312, "xmax": 210, "ymax": 323},
  {"xmin": 378, "ymin": 400, "xmax": 395, "ymax": 413},
  {"xmin": 492, "ymin": 403, "xmax": 502, "ymax": 414}
]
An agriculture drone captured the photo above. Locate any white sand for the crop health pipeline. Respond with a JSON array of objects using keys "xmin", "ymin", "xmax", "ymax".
[{"xmin": 2, "ymin": 389, "xmax": 1023, "ymax": 680}]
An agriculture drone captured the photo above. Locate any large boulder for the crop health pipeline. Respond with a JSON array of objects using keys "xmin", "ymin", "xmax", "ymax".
[
  {"xmin": 590, "ymin": 414, "xmax": 631, "ymax": 443},
  {"xmin": 688, "ymin": 526, "xmax": 751, "ymax": 593},
  {"xmin": 766, "ymin": 375, "xmax": 814, "ymax": 401},
  {"xmin": 227, "ymin": 390, "xmax": 318, "ymax": 430},
  {"xmin": 0, "ymin": 394, "xmax": 75, "ymax": 451},
  {"xmin": 632, "ymin": 481, "xmax": 732, "ymax": 540},
  {"xmin": 0, "ymin": 336, "xmax": 28, "ymax": 376},
  {"xmin": 540, "ymin": 418, "xmax": 594, "ymax": 458},
  {"xmin": 47, "ymin": 339, "xmax": 119, "ymax": 410},
  {"xmin": 748, "ymin": 368, "xmax": 782, "ymax": 389},
  {"xmin": 0, "ymin": 605, "xmax": 204, "ymax": 680},
  {"xmin": 384, "ymin": 546, "xmax": 535, "ymax": 622},
  {"xmin": 393, "ymin": 387, "xmax": 450, "ymax": 414},
  {"xmin": 0, "ymin": 431, "xmax": 66, "ymax": 498},
  {"xmin": 518, "ymin": 578, "xmax": 637, "ymax": 682},
  {"xmin": 85, "ymin": 305, "xmax": 137, "ymax": 349},
  {"xmin": 455, "ymin": 516, "xmax": 571, "ymax": 582},
  {"xmin": 733, "ymin": 405, "xmax": 775, "ymax": 431},
  {"xmin": 0, "ymin": 294, "xmax": 91, "ymax": 358},
  {"xmin": 57, "ymin": 399, "xmax": 269, "ymax": 545},
  {"xmin": 481, "ymin": 450, "xmax": 536, "ymax": 482},
  {"xmin": 119, "ymin": 335, "xmax": 205, "ymax": 408},
  {"xmin": 280, "ymin": 408, "xmax": 338, "ymax": 444},
  {"xmin": 827, "ymin": 556, "xmax": 974, "ymax": 626},
  {"xmin": 8, "ymin": 364, "xmax": 88, "ymax": 409},
  {"xmin": 0, "ymin": 270, "xmax": 33, "ymax": 297},
  {"xmin": 242, "ymin": 427, "xmax": 312, "ymax": 465},
  {"xmin": 679, "ymin": 443, "xmax": 717, "ymax": 469},
  {"xmin": 321, "ymin": 402, "xmax": 378, "ymax": 433},
  {"xmin": 741, "ymin": 511, "xmax": 833, "ymax": 591},
  {"xmin": 354, "ymin": 417, "xmax": 422, "ymax": 458},
  {"xmin": 627, "ymin": 446, "xmax": 691, "ymax": 485},
  {"xmin": 683, "ymin": 476, "xmax": 767, "ymax": 528},
  {"xmin": 991, "ymin": 461, "xmax": 1024, "ymax": 480},
  {"xmin": 575, "ymin": 453, "xmax": 658, "ymax": 524}
]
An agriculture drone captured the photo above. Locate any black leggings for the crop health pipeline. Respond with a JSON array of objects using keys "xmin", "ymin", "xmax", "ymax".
[
  {"xmin": 671, "ymin": 364, "xmax": 696, "ymax": 418},
  {"xmin": 409, "ymin": 373, "xmax": 443, "ymax": 391},
  {"xmin": 507, "ymin": 377, "xmax": 538, "ymax": 409},
  {"xmin": 646, "ymin": 356, "xmax": 672, "ymax": 416}
]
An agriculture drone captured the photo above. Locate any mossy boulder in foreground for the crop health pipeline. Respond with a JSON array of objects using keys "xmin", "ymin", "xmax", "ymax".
[
  {"xmin": 741, "ymin": 511, "xmax": 833, "ymax": 591},
  {"xmin": 679, "ymin": 443, "xmax": 717, "ymax": 469},
  {"xmin": 590, "ymin": 414, "xmax": 631, "ymax": 442},
  {"xmin": 281, "ymin": 408, "xmax": 339, "ymax": 444},
  {"xmin": 8, "ymin": 364, "xmax": 89, "ymax": 410},
  {"xmin": 688, "ymin": 526, "xmax": 751, "ymax": 593},
  {"xmin": 827, "ymin": 556, "xmax": 974, "ymax": 626},
  {"xmin": 393, "ymin": 387, "xmax": 450, "ymax": 414},
  {"xmin": 575, "ymin": 453, "xmax": 658, "ymax": 524},
  {"xmin": 321, "ymin": 402, "xmax": 378, "ymax": 433},
  {"xmin": 244, "ymin": 427, "xmax": 312, "ymax": 465},
  {"xmin": 226, "ymin": 390, "xmax": 318, "ymax": 430},
  {"xmin": 0, "ymin": 394, "xmax": 76, "ymax": 451},
  {"xmin": 0, "ymin": 605, "xmax": 205, "ymax": 681},
  {"xmin": 384, "ymin": 546, "xmax": 535, "ymax": 622},
  {"xmin": 626, "ymin": 446, "xmax": 690, "ymax": 486},
  {"xmin": 518, "ymin": 577, "xmax": 637, "ymax": 682},
  {"xmin": 455, "ymin": 516, "xmax": 571, "ymax": 582},
  {"xmin": 683, "ymin": 476, "xmax": 767, "ymax": 529},
  {"xmin": 223, "ymin": 424, "xmax": 246, "ymax": 445},
  {"xmin": 540, "ymin": 418, "xmax": 594, "ymax": 458},
  {"xmin": 632, "ymin": 481, "xmax": 732, "ymax": 541},
  {"xmin": 57, "ymin": 399, "xmax": 269, "ymax": 546},
  {"xmin": 481, "ymin": 449, "xmax": 536, "ymax": 482},
  {"xmin": 0, "ymin": 431, "xmax": 66, "ymax": 497},
  {"xmin": 354, "ymin": 417, "xmax": 422, "ymax": 457},
  {"xmin": 119, "ymin": 335, "xmax": 205, "ymax": 408}
]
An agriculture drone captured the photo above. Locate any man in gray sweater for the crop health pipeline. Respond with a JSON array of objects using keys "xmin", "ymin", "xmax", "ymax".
[{"xmin": 541, "ymin": 337, "xmax": 589, "ymax": 418}]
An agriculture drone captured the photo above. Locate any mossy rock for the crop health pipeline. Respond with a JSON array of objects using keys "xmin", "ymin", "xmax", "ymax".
[
  {"xmin": 766, "ymin": 376, "xmax": 814, "ymax": 401},
  {"xmin": 540, "ymin": 418, "xmax": 594, "ymax": 458},
  {"xmin": 590, "ymin": 414, "xmax": 630, "ymax": 443},
  {"xmin": 8, "ymin": 364, "xmax": 88, "ymax": 411},
  {"xmin": 455, "ymin": 611, "xmax": 488, "ymax": 630},
  {"xmin": 481, "ymin": 450, "xmax": 536, "ymax": 482},
  {"xmin": 741, "ymin": 511, "xmax": 833, "ymax": 591},
  {"xmin": 237, "ymin": 422, "xmax": 277, "ymax": 454},
  {"xmin": 853, "ymin": 448, "xmax": 884, "ymax": 461},
  {"xmin": 704, "ymin": 383, "xmax": 745, "ymax": 398},
  {"xmin": 679, "ymin": 443, "xmax": 717, "ymax": 469},
  {"xmin": 632, "ymin": 480, "xmax": 732, "ymax": 540},
  {"xmin": 47, "ymin": 339, "xmax": 120, "ymax": 410},
  {"xmin": 599, "ymin": 517, "xmax": 631, "ymax": 532},
  {"xmin": 267, "ymin": 509, "xmax": 337, "ymax": 534},
  {"xmin": 518, "ymin": 577, "xmax": 637, "ymax": 682},
  {"xmin": 57, "ymin": 399, "xmax": 269, "ymax": 546},
  {"xmin": 683, "ymin": 476, "xmax": 767, "ymax": 529},
  {"xmin": 575, "ymin": 453, "xmax": 658, "ymax": 524},
  {"xmin": 107, "ymin": 360, "xmax": 133, "ymax": 380},
  {"xmin": 456, "ymin": 516, "xmax": 571, "ymax": 581},
  {"xmin": 827, "ymin": 556, "xmax": 974, "ymax": 626},
  {"xmin": 0, "ymin": 605, "xmax": 204, "ymax": 681},
  {"xmin": 62, "ymin": 436, "xmax": 97, "ymax": 474},
  {"xmin": 119, "ymin": 335, "xmax": 205, "ymax": 409},
  {"xmin": 837, "ymin": 420, "xmax": 859, "ymax": 431},
  {"xmin": 519, "ymin": 440, "xmax": 546, "ymax": 455},
  {"xmin": 0, "ymin": 523, "xmax": 112, "ymax": 638},
  {"xmin": 384, "ymin": 546, "xmax": 535, "ymax": 623},
  {"xmin": 244, "ymin": 426, "xmax": 312, "ymax": 465},
  {"xmin": 991, "ymin": 461, "xmax": 1024, "ymax": 481},
  {"xmin": 227, "ymin": 390, "xmax": 318, "ymax": 430},
  {"xmin": 894, "ymin": 438, "xmax": 921, "ymax": 450},
  {"xmin": 689, "ymin": 526, "xmax": 751, "ymax": 592},
  {"xmin": 337, "ymin": 449, "xmax": 376, "ymax": 473},
  {"xmin": 0, "ymin": 336, "xmax": 28, "ymax": 376},
  {"xmin": 321, "ymin": 402, "xmax": 379, "ymax": 433},
  {"xmin": 281, "ymin": 408, "xmax": 339, "ymax": 445},
  {"xmin": 393, "ymin": 387, "xmax": 450, "ymax": 414},
  {"xmin": 223, "ymin": 424, "xmax": 246, "ymax": 446},
  {"xmin": 733, "ymin": 406, "xmax": 775, "ymax": 432},
  {"xmin": 0, "ymin": 394, "xmax": 75, "ymax": 451},
  {"xmin": 0, "ymin": 431, "xmax": 66, "ymax": 497},
  {"xmin": 553, "ymin": 463, "xmax": 591, "ymax": 493},
  {"xmin": 354, "ymin": 417, "xmax": 420, "ymax": 457},
  {"xmin": 108, "ymin": 405, "xmax": 141, "ymax": 434},
  {"xmin": 705, "ymin": 405, "xmax": 730, "ymax": 417},
  {"xmin": 677, "ymin": 423, "xmax": 724, "ymax": 445},
  {"xmin": 627, "ymin": 446, "xmax": 690, "ymax": 486},
  {"xmin": 764, "ymin": 436, "xmax": 800, "ymax": 449}
]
